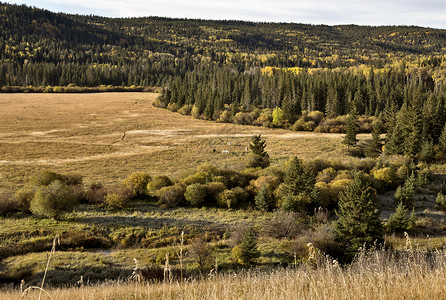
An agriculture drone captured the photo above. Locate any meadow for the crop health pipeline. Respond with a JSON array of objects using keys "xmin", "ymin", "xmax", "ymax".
[{"xmin": 0, "ymin": 92, "xmax": 362, "ymax": 194}]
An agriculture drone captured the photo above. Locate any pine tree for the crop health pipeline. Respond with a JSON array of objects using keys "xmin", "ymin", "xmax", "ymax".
[
  {"xmin": 343, "ymin": 114, "xmax": 359, "ymax": 148},
  {"xmin": 334, "ymin": 172, "xmax": 383, "ymax": 261},
  {"xmin": 255, "ymin": 184, "xmax": 273, "ymax": 212},
  {"xmin": 238, "ymin": 227, "xmax": 260, "ymax": 265},
  {"xmin": 387, "ymin": 202, "xmax": 410, "ymax": 232},
  {"xmin": 281, "ymin": 157, "xmax": 316, "ymax": 212},
  {"xmin": 394, "ymin": 172, "xmax": 416, "ymax": 207},
  {"xmin": 249, "ymin": 135, "xmax": 268, "ymax": 156},
  {"xmin": 439, "ymin": 123, "xmax": 446, "ymax": 153},
  {"xmin": 247, "ymin": 135, "xmax": 270, "ymax": 168},
  {"xmin": 364, "ymin": 123, "xmax": 382, "ymax": 158},
  {"xmin": 419, "ymin": 139, "xmax": 434, "ymax": 163}
]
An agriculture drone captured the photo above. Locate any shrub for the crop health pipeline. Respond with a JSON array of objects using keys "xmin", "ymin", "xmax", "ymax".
[
  {"xmin": 435, "ymin": 192, "xmax": 446, "ymax": 211},
  {"xmin": 292, "ymin": 225, "xmax": 342, "ymax": 260},
  {"xmin": 184, "ymin": 183, "xmax": 207, "ymax": 206},
  {"xmin": 167, "ymin": 102, "xmax": 180, "ymax": 112},
  {"xmin": 250, "ymin": 175, "xmax": 280, "ymax": 192},
  {"xmin": 13, "ymin": 187, "xmax": 35, "ymax": 213},
  {"xmin": 177, "ymin": 104, "xmax": 193, "ymax": 115},
  {"xmin": 61, "ymin": 173, "xmax": 83, "ymax": 186},
  {"xmin": 123, "ymin": 172, "xmax": 151, "ymax": 197},
  {"xmin": 373, "ymin": 167, "xmax": 398, "ymax": 190},
  {"xmin": 303, "ymin": 120, "xmax": 316, "ymax": 131},
  {"xmin": 233, "ymin": 111, "xmax": 257, "ymax": 125},
  {"xmin": 104, "ymin": 184, "xmax": 133, "ymax": 209},
  {"xmin": 189, "ymin": 237, "xmax": 215, "ymax": 270},
  {"xmin": 333, "ymin": 170, "xmax": 353, "ymax": 181},
  {"xmin": 233, "ymin": 187, "xmax": 250, "ymax": 203},
  {"xmin": 291, "ymin": 118, "xmax": 305, "ymax": 131},
  {"xmin": 307, "ymin": 111, "xmax": 324, "ymax": 124},
  {"xmin": 0, "ymin": 194, "xmax": 18, "ymax": 216},
  {"xmin": 70, "ymin": 184, "xmax": 86, "ymax": 203},
  {"xmin": 316, "ymin": 167, "xmax": 337, "ymax": 183},
  {"xmin": 30, "ymin": 180, "xmax": 78, "ymax": 219},
  {"xmin": 182, "ymin": 172, "xmax": 213, "ymax": 185},
  {"xmin": 85, "ymin": 183, "xmax": 107, "ymax": 205},
  {"xmin": 262, "ymin": 210, "xmax": 304, "ymax": 239},
  {"xmin": 217, "ymin": 110, "xmax": 231, "ymax": 123},
  {"xmin": 147, "ymin": 175, "xmax": 173, "ymax": 194},
  {"xmin": 205, "ymin": 182, "xmax": 227, "ymax": 203},
  {"xmin": 191, "ymin": 106, "xmax": 201, "ymax": 118},
  {"xmin": 217, "ymin": 189, "xmax": 237, "ymax": 208},
  {"xmin": 156, "ymin": 184, "xmax": 185, "ymax": 207},
  {"xmin": 254, "ymin": 109, "xmax": 273, "ymax": 127},
  {"xmin": 29, "ymin": 171, "xmax": 64, "ymax": 186}
]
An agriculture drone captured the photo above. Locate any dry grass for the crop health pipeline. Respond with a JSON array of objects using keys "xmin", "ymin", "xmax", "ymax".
[
  {"xmin": 2, "ymin": 249, "xmax": 446, "ymax": 300},
  {"xmin": 0, "ymin": 92, "xmax": 366, "ymax": 193}
]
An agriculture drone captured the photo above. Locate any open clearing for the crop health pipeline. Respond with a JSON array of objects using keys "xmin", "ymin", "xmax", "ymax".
[{"xmin": 0, "ymin": 92, "xmax": 365, "ymax": 193}]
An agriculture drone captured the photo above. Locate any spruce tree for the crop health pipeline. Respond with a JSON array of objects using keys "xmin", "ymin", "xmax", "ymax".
[
  {"xmin": 281, "ymin": 157, "xmax": 316, "ymax": 212},
  {"xmin": 439, "ymin": 123, "xmax": 446, "ymax": 153},
  {"xmin": 394, "ymin": 172, "xmax": 416, "ymax": 208},
  {"xmin": 255, "ymin": 184, "xmax": 273, "ymax": 212},
  {"xmin": 238, "ymin": 227, "xmax": 260, "ymax": 265},
  {"xmin": 249, "ymin": 135, "xmax": 268, "ymax": 156},
  {"xmin": 343, "ymin": 114, "xmax": 359, "ymax": 148},
  {"xmin": 387, "ymin": 202, "xmax": 410, "ymax": 232},
  {"xmin": 364, "ymin": 124, "xmax": 382, "ymax": 158},
  {"xmin": 248, "ymin": 135, "xmax": 270, "ymax": 168},
  {"xmin": 334, "ymin": 172, "xmax": 383, "ymax": 261}
]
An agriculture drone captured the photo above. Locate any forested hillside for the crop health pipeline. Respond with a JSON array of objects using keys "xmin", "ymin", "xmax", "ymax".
[{"xmin": 1, "ymin": 1, "xmax": 446, "ymax": 87}]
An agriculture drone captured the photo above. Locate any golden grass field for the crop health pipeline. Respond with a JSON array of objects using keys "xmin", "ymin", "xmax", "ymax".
[
  {"xmin": 0, "ymin": 92, "xmax": 365, "ymax": 193},
  {"xmin": 3, "ymin": 249, "xmax": 446, "ymax": 300}
]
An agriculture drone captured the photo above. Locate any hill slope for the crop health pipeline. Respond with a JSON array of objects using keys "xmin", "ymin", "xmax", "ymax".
[{"xmin": 1, "ymin": 2, "xmax": 446, "ymax": 87}]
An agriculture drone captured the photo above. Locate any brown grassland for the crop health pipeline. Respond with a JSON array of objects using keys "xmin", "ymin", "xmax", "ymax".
[
  {"xmin": 0, "ymin": 92, "xmax": 364, "ymax": 193},
  {"xmin": 3, "ymin": 249, "xmax": 446, "ymax": 300}
]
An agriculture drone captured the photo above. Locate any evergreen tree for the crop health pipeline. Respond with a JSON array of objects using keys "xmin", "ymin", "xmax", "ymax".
[
  {"xmin": 343, "ymin": 114, "xmax": 359, "ymax": 148},
  {"xmin": 249, "ymin": 135, "xmax": 268, "ymax": 156},
  {"xmin": 247, "ymin": 135, "xmax": 270, "ymax": 168},
  {"xmin": 334, "ymin": 172, "xmax": 383, "ymax": 261},
  {"xmin": 394, "ymin": 172, "xmax": 416, "ymax": 207},
  {"xmin": 419, "ymin": 139, "xmax": 434, "ymax": 163},
  {"xmin": 364, "ymin": 123, "xmax": 382, "ymax": 158},
  {"xmin": 385, "ymin": 121, "xmax": 406, "ymax": 155},
  {"xmin": 237, "ymin": 227, "xmax": 260, "ymax": 265},
  {"xmin": 439, "ymin": 123, "xmax": 446, "ymax": 153},
  {"xmin": 255, "ymin": 184, "xmax": 274, "ymax": 212},
  {"xmin": 387, "ymin": 202, "xmax": 410, "ymax": 232},
  {"xmin": 281, "ymin": 157, "xmax": 317, "ymax": 212}
]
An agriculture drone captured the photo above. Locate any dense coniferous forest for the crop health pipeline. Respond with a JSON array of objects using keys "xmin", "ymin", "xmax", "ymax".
[
  {"xmin": 1, "ymin": 2, "xmax": 446, "ymax": 159},
  {"xmin": 1, "ymin": 1, "xmax": 446, "ymax": 87}
]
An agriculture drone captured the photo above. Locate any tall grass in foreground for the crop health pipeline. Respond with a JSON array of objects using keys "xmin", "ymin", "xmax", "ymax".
[{"xmin": 3, "ymin": 248, "xmax": 446, "ymax": 300}]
